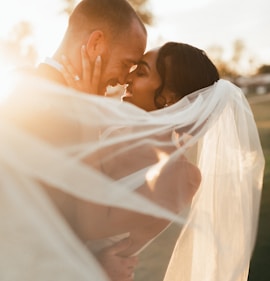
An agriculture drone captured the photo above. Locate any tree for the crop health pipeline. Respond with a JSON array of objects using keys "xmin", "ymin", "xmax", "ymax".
[
  {"xmin": 231, "ymin": 39, "xmax": 245, "ymax": 72},
  {"xmin": 206, "ymin": 44, "xmax": 237, "ymax": 78},
  {"xmin": 257, "ymin": 64, "xmax": 270, "ymax": 74},
  {"xmin": 207, "ymin": 39, "xmax": 257, "ymax": 78},
  {"xmin": 128, "ymin": 0, "xmax": 153, "ymax": 25},
  {"xmin": 61, "ymin": 0, "xmax": 78, "ymax": 16},
  {"xmin": 0, "ymin": 21, "xmax": 37, "ymax": 67}
]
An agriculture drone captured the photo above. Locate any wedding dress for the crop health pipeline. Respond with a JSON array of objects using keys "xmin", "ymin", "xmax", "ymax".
[{"xmin": 0, "ymin": 72, "xmax": 264, "ymax": 281}]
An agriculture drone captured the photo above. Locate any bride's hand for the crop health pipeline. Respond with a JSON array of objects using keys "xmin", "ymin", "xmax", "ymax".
[
  {"xmin": 96, "ymin": 238, "xmax": 137, "ymax": 281},
  {"xmin": 61, "ymin": 45, "xmax": 102, "ymax": 95}
]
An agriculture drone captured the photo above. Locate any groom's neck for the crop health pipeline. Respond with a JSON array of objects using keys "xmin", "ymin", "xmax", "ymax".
[{"xmin": 53, "ymin": 41, "xmax": 82, "ymax": 77}]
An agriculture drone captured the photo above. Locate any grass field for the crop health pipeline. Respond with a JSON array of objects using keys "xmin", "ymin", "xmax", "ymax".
[
  {"xmin": 135, "ymin": 94, "xmax": 270, "ymax": 281},
  {"xmin": 248, "ymin": 94, "xmax": 270, "ymax": 281}
]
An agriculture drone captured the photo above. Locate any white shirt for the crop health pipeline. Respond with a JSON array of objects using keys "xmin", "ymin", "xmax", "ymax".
[{"xmin": 44, "ymin": 57, "xmax": 63, "ymax": 72}]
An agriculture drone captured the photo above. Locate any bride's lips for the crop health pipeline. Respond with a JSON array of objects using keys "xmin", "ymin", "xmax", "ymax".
[{"xmin": 122, "ymin": 87, "xmax": 133, "ymax": 102}]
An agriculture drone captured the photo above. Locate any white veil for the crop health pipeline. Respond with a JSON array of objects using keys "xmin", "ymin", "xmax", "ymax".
[{"xmin": 0, "ymin": 72, "xmax": 264, "ymax": 281}]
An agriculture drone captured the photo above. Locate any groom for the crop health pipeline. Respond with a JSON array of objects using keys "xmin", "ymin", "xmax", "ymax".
[
  {"xmin": 36, "ymin": 0, "xmax": 147, "ymax": 96},
  {"xmin": 35, "ymin": 0, "xmax": 147, "ymax": 280}
]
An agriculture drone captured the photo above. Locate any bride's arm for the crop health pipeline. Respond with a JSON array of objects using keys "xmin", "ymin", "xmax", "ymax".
[{"xmin": 74, "ymin": 153, "xmax": 201, "ymax": 256}]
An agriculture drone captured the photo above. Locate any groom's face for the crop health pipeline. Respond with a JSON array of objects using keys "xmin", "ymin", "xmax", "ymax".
[{"xmin": 98, "ymin": 22, "xmax": 147, "ymax": 95}]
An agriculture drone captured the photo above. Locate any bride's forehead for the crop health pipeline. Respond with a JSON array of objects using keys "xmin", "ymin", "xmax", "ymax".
[{"xmin": 142, "ymin": 48, "xmax": 160, "ymax": 61}]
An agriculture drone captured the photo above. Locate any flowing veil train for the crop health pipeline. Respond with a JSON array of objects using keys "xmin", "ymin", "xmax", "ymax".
[{"xmin": 0, "ymin": 72, "xmax": 264, "ymax": 281}]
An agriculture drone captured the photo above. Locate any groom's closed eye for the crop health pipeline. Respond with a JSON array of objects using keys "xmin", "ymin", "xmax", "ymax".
[{"xmin": 121, "ymin": 59, "xmax": 138, "ymax": 72}]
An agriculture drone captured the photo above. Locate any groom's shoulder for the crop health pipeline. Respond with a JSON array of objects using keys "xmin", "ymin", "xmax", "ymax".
[
  {"xmin": 15, "ymin": 62, "xmax": 66, "ymax": 86},
  {"xmin": 36, "ymin": 63, "xmax": 67, "ymax": 86}
]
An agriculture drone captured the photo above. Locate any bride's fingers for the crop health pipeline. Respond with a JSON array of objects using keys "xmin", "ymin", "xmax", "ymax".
[
  {"xmin": 81, "ymin": 45, "xmax": 91, "ymax": 82},
  {"xmin": 62, "ymin": 55, "xmax": 80, "ymax": 81},
  {"xmin": 92, "ymin": 55, "xmax": 102, "ymax": 94},
  {"xmin": 60, "ymin": 59, "xmax": 77, "ymax": 88},
  {"xmin": 61, "ymin": 67, "xmax": 76, "ymax": 88},
  {"xmin": 61, "ymin": 55, "xmax": 81, "ymax": 86},
  {"xmin": 60, "ymin": 50, "xmax": 101, "ymax": 94}
]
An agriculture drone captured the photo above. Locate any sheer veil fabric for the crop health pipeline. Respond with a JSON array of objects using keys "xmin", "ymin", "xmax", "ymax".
[{"xmin": 0, "ymin": 73, "xmax": 264, "ymax": 281}]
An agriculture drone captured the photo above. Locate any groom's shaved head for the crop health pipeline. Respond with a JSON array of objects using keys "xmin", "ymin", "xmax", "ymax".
[{"xmin": 67, "ymin": 0, "xmax": 146, "ymax": 41}]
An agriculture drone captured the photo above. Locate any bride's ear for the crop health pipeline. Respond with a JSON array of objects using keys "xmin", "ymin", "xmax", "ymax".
[
  {"xmin": 86, "ymin": 30, "xmax": 106, "ymax": 61},
  {"xmin": 164, "ymin": 90, "xmax": 178, "ymax": 106}
]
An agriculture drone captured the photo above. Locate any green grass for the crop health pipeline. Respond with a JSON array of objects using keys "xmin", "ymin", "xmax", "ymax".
[{"xmin": 248, "ymin": 95, "xmax": 270, "ymax": 281}]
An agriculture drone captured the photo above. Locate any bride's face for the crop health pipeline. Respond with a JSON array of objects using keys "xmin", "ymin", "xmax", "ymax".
[{"xmin": 122, "ymin": 48, "xmax": 162, "ymax": 111}]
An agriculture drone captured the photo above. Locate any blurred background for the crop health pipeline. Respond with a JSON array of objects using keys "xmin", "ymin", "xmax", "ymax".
[{"xmin": 0, "ymin": 0, "xmax": 269, "ymax": 280}]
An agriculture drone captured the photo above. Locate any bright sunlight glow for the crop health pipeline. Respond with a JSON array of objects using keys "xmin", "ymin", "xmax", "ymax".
[
  {"xmin": 146, "ymin": 151, "xmax": 169, "ymax": 190},
  {"xmin": 0, "ymin": 0, "xmax": 269, "ymax": 94}
]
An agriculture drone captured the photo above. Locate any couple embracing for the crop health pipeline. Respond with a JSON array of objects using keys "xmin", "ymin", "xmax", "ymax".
[{"xmin": 0, "ymin": 1, "xmax": 264, "ymax": 281}]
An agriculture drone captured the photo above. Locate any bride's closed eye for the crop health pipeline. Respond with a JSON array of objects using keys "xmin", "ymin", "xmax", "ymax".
[{"xmin": 135, "ymin": 65, "xmax": 147, "ymax": 77}]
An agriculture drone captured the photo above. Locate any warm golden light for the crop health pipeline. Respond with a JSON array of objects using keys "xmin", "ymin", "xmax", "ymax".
[
  {"xmin": 146, "ymin": 150, "xmax": 169, "ymax": 190},
  {"xmin": 0, "ymin": 0, "xmax": 269, "ymax": 79},
  {"xmin": 0, "ymin": 70, "xmax": 13, "ymax": 103}
]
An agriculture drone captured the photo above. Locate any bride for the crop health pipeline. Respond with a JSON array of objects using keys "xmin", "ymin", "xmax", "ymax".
[{"xmin": 0, "ymin": 42, "xmax": 264, "ymax": 281}]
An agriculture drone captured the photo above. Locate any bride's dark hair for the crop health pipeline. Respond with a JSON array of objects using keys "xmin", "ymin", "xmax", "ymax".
[{"xmin": 154, "ymin": 42, "xmax": 220, "ymax": 108}]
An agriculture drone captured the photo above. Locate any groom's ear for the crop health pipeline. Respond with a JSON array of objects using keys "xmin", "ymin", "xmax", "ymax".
[{"xmin": 86, "ymin": 30, "xmax": 106, "ymax": 61}]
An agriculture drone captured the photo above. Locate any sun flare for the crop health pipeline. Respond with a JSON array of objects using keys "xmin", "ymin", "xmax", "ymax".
[
  {"xmin": 146, "ymin": 151, "xmax": 169, "ymax": 190},
  {"xmin": 0, "ymin": 70, "xmax": 14, "ymax": 102}
]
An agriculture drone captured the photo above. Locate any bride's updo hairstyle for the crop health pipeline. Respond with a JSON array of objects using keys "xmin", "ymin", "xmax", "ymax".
[
  {"xmin": 66, "ymin": 0, "xmax": 146, "ymax": 42},
  {"xmin": 154, "ymin": 42, "xmax": 220, "ymax": 108}
]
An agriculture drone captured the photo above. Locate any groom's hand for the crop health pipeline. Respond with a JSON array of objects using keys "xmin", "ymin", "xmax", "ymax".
[{"xmin": 96, "ymin": 238, "xmax": 138, "ymax": 281}]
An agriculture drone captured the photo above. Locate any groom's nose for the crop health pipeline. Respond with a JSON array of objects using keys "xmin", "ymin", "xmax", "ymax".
[
  {"xmin": 118, "ymin": 72, "xmax": 129, "ymax": 85},
  {"xmin": 125, "ymin": 73, "xmax": 132, "ymax": 85},
  {"xmin": 125, "ymin": 68, "xmax": 136, "ymax": 84}
]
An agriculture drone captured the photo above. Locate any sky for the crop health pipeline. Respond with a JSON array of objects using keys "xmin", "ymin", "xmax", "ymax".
[
  {"xmin": 147, "ymin": 0, "xmax": 270, "ymax": 66},
  {"xmin": 0, "ymin": 0, "xmax": 269, "ymax": 70}
]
